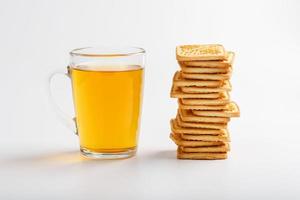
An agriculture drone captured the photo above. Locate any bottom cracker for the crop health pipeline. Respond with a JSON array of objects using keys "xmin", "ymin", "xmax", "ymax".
[
  {"xmin": 177, "ymin": 149, "xmax": 227, "ymax": 160},
  {"xmin": 170, "ymin": 133, "xmax": 225, "ymax": 147},
  {"xmin": 179, "ymin": 143, "xmax": 230, "ymax": 153}
]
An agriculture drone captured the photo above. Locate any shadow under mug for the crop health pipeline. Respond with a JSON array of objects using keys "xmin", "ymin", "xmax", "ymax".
[{"xmin": 48, "ymin": 46, "xmax": 145, "ymax": 159}]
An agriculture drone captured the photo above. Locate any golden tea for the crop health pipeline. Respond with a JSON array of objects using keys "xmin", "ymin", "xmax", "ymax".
[{"xmin": 70, "ymin": 65, "xmax": 143, "ymax": 153}]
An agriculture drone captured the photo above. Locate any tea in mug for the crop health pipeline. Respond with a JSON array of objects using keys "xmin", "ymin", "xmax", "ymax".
[{"xmin": 70, "ymin": 65, "xmax": 143, "ymax": 153}]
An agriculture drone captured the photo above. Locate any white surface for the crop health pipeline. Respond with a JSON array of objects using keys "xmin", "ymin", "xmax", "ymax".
[{"xmin": 1, "ymin": 0, "xmax": 300, "ymax": 199}]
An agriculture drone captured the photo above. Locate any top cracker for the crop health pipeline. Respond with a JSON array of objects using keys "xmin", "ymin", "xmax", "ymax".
[{"xmin": 176, "ymin": 44, "xmax": 226, "ymax": 61}]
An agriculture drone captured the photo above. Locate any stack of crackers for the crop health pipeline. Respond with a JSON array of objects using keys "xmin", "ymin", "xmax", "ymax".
[{"xmin": 170, "ymin": 44, "xmax": 240, "ymax": 160}]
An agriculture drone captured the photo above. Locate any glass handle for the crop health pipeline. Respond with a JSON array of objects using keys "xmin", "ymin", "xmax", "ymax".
[{"xmin": 48, "ymin": 67, "xmax": 78, "ymax": 135}]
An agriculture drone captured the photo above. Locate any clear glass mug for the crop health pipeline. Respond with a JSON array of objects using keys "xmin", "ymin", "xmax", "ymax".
[{"xmin": 49, "ymin": 47, "xmax": 145, "ymax": 159}]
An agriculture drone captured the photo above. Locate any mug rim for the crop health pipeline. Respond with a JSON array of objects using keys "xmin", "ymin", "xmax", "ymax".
[{"xmin": 70, "ymin": 46, "xmax": 146, "ymax": 57}]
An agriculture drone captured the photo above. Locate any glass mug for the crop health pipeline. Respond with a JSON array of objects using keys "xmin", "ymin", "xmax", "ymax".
[{"xmin": 49, "ymin": 47, "xmax": 145, "ymax": 159}]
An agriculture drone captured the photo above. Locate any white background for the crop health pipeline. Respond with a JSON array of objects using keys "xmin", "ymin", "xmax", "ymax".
[{"xmin": 0, "ymin": 0, "xmax": 300, "ymax": 199}]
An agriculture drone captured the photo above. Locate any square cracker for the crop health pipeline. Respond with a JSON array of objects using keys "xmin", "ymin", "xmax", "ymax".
[
  {"xmin": 178, "ymin": 109, "xmax": 230, "ymax": 123},
  {"xmin": 181, "ymin": 71, "xmax": 231, "ymax": 80},
  {"xmin": 177, "ymin": 149, "xmax": 228, "ymax": 160},
  {"xmin": 171, "ymin": 84, "xmax": 226, "ymax": 99},
  {"xmin": 179, "ymin": 143, "xmax": 230, "ymax": 153},
  {"xmin": 178, "ymin": 100, "xmax": 230, "ymax": 110},
  {"xmin": 192, "ymin": 102, "xmax": 240, "ymax": 117},
  {"xmin": 182, "ymin": 51, "xmax": 235, "ymax": 68},
  {"xmin": 180, "ymin": 80, "xmax": 231, "ymax": 94},
  {"xmin": 176, "ymin": 44, "xmax": 226, "ymax": 61},
  {"xmin": 176, "ymin": 115, "xmax": 227, "ymax": 129},
  {"xmin": 170, "ymin": 133, "xmax": 225, "ymax": 147},
  {"xmin": 180, "ymin": 92, "xmax": 230, "ymax": 106},
  {"xmin": 180, "ymin": 133, "xmax": 230, "ymax": 142},
  {"xmin": 180, "ymin": 64, "xmax": 231, "ymax": 74},
  {"xmin": 173, "ymin": 71, "xmax": 223, "ymax": 87},
  {"xmin": 170, "ymin": 119, "xmax": 228, "ymax": 135}
]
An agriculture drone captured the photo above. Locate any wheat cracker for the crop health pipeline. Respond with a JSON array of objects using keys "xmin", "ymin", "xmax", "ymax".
[
  {"xmin": 178, "ymin": 99, "xmax": 231, "ymax": 110},
  {"xmin": 170, "ymin": 119, "xmax": 228, "ymax": 135},
  {"xmin": 192, "ymin": 102, "xmax": 240, "ymax": 117},
  {"xmin": 180, "ymin": 133, "xmax": 230, "ymax": 142},
  {"xmin": 182, "ymin": 51, "xmax": 235, "ymax": 68},
  {"xmin": 176, "ymin": 115, "xmax": 227, "ymax": 129},
  {"xmin": 178, "ymin": 109, "xmax": 230, "ymax": 123},
  {"xmin": 180, "ymin": 80, "xmax": 231, "ymax": 94},
  {"xmin": 177, "ymin": 148, "xmax": 227, "ymax": 160},
  {"xmin": 170, "ymin": 133, "xmax": 225, "ymax": 147},
  {"xmin": 179, "ymin": 143, "xmax": 230, "ymax": 153},
  {"xmin": 171, "ymin": 85, "xmax": 225, "ymax": 99},
  {"xmin": 181, "ymin": 71, "xmax": 231, "ymax": 80},
  {"xmin": 173, "ymin": 71, "xmax": 223, "ymax": 87},
  {"xmin": 176, "ymin": 44, "xmax": 226, "ymax": 61},
  {"xmin": 180, "ymin": 92, "xmax": 230, "ymax": 106},
  {"xmin": 180, "ymin": 64, "xmax": 231, "ymax": 74}
]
